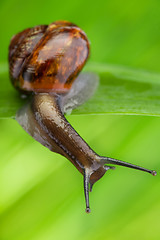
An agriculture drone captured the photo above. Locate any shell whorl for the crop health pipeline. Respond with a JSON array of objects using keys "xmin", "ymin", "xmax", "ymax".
[{"xmin": 9, "ymin": 21, "xmax": 90, "ymax": 93}]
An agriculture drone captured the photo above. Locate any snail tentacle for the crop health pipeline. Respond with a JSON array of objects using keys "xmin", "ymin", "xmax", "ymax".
[
  {"xmin": 84, "ymin": 168, "xmax": 91, "ymax": 213},
  {"xmin": 101, "ymin": 157, "xmax": 157, "ymax": 176}
]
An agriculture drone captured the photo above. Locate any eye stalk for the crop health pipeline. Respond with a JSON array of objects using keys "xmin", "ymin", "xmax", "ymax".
[{"xmin": 9, "ymin": 21, "xmax": 157, "ymax": 213}]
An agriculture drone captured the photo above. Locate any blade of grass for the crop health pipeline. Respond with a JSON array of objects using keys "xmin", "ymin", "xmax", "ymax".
[{"xmin": 1, "ymin": 62, "xmax": 160, "ymax": 118}]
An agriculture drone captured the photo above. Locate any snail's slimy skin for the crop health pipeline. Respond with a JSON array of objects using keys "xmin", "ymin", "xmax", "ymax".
[
  {"xmin": 9, "ymin": 21, "xmax": 157, "ymax": 213},
  {"xmin": 16, "ymin": 90, "xmax": 157, "ymax": 213},
  {"xmin": 17, "ymin": 93, "xmax": 107, "ymax": 181}
]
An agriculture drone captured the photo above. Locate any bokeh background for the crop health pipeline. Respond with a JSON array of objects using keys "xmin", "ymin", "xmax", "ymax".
[{"xmin": 0, "ymin": 0, "xmax": 160, "ymax": 239}]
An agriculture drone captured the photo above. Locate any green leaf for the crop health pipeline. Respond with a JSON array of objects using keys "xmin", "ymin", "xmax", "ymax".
[
  {"xmin": 1, "ymin": 0, "xmax": 160, "ymax": 240},
  {"xmin": 1, "ymin": 62, "xmax": 160, "ymax": 118},
  {"xmin": 0, "ymin": 63, "xmax": 27, "ymax": 119}
]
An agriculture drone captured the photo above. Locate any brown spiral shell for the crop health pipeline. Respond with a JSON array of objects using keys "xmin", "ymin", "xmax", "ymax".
[{"xmin": 9, "ymin": 21, "xmax": 90, "ymax": 93}]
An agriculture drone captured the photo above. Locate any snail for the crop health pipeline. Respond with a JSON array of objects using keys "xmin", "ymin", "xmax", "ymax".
[{"xmin": 8, "ymin": 20, "xmax": 157, "ymax": 213}]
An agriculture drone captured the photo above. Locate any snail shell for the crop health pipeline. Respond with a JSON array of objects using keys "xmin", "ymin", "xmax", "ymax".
[{"xmin": 9, "ymin": 21, "xmax": 90, "ymax": 93}]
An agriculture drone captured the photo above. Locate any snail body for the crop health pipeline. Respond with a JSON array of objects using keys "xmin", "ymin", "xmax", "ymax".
[{"xmin": 9, "ymin": 21, "xmax": 156, "ymax": 213}]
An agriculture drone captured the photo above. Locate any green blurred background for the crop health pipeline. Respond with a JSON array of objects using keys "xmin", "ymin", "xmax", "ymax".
[{"xmin": 0, "ymin": 0, "xmax": 160, "ymax": 239}]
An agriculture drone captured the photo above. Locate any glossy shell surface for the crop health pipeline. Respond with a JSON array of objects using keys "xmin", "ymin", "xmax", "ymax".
[{"xmin": 9, "ymin": 21, "xmax": 90, "ymax": 93}]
